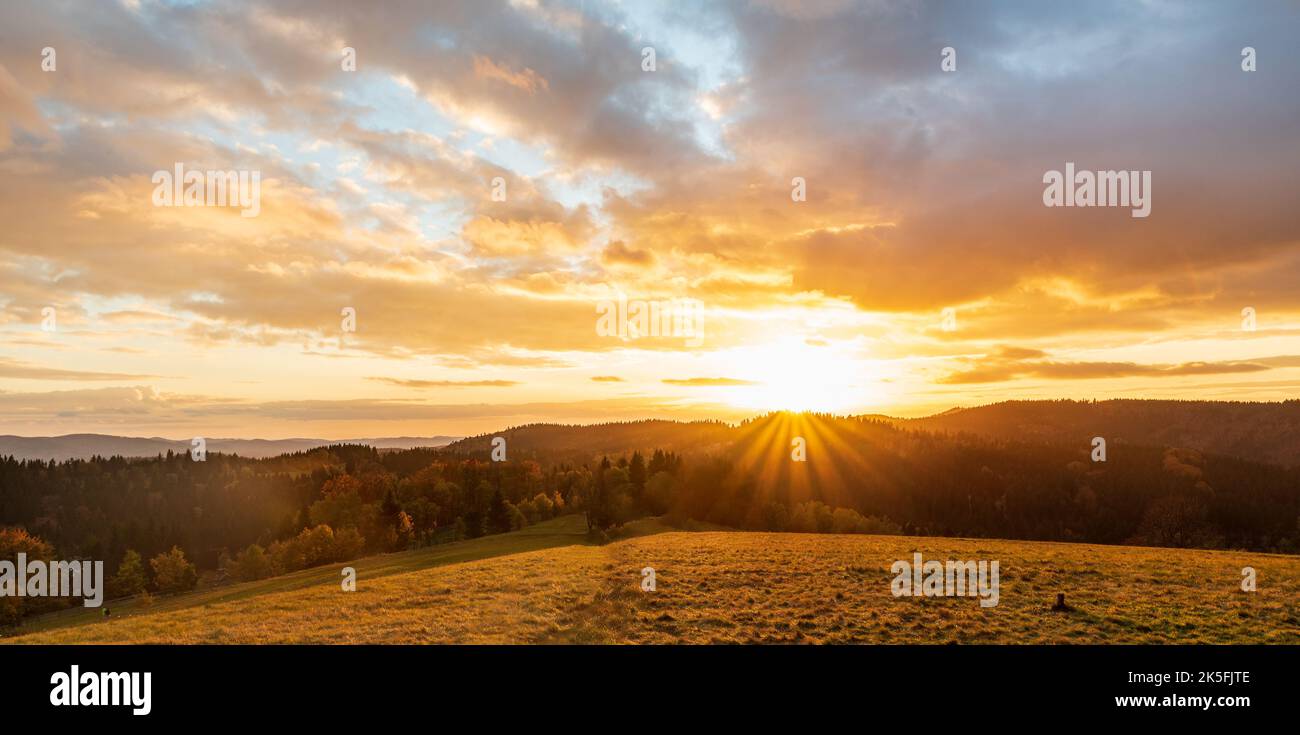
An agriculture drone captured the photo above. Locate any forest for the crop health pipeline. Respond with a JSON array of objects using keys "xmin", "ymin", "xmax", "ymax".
[{"xmin": 2, "ymin": 412, "xmax": 1298, "ymax": 624}]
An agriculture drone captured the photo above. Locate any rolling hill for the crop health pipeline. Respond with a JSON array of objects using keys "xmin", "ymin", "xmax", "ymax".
[
  {"xmin": 444, "ymin": 400, "xmax": 1300, "ymax": 468},
  {"xmin": 438, "ymin": 408, "xmax": 1300, "ymax": 552},
  {"xmin": 0, "ymin": 434, "xmax": 460, "ymax": 461},
  {"xmin": 887, "ymin": 399, "xmax": 1300, "ymax": 467},
  {"xmin": 446, "ymin": 419, "xmax": 735, "ymax": 458},
  {"xmin": 7, "ymin": 399, "xmax": 1294, "ymax": 465}
]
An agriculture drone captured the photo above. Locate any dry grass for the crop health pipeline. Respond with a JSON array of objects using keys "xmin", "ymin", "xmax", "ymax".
[
  {"xmin": 7, "ymin": 519, "xmax": 1298, "ymax": 644},
  {"xmin": 602, "ymin": 533, "xmax": 1300, "ymax": 644}
]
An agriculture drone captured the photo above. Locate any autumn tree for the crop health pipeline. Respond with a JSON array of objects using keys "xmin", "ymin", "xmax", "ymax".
[
  {"xmin": 229, "ymin": 544, "xmax": 273, "ymax": 582},
  {"xmin": 487, "ymin": 490, "xmax": 511, "ymax": 534},
  {"xmin": 0, "ymin": 527, "xmax": 60, "ymax": 625},
  {"xmin": 110, "ymin": 549, "xmax": 147, "ymax": 597},
  {"xmin": 150, "ymin": 546, "xmax": 198, "ymax": 594}
]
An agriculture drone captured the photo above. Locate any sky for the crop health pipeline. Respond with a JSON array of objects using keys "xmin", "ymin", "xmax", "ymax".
[{"xmin": 0, "ymin": 0, "xmax": 1298, "ymax": 439}]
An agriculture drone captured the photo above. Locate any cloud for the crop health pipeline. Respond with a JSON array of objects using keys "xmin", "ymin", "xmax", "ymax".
[
  {"xmin": 662, "ymin": 377, "xmax": 758, "ymax": 386},
  {"xmin": 939, "ymin": 352, "xmax": 1295, "ymax": 385},
  {"xmin": 0, "ymin": 385, "xmax": 751, "ymax": 436},
  {"xmin": 601, "ymin": 240, "xmax": 655, "ymax": 267},
  {"xmin": 0, "ymin": 357, "xmax": 161, "ymax": 381},
  {"xmin": 367, "ymin": 377, "xmax": 519, "ymax": 388},
  {"xmin": 1, "ymin": 0, "xmax": 1298, "ymax": 434},
  {"xmin": 99, "ymin": 309, "xmax": 182, "ymax": 324},
  {"xmin": 472, "ymin": 55, "xmax": 549, "ymax": 95}
]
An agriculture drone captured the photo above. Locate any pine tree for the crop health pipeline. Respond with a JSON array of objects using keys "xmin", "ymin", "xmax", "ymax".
[
  {"xmin": 380, "ymin": 488, "xmax": 401, "ymax": 526},
  {"xmin": 629, "ymin": 451, "xmax": 647, "ymax": 503},
  {"xmin": 487, "ymin": 490, "xmax": 511, "ymax": 534},
  {"xmin": 587, "ymin": 457, "xmax": 615, "ymax": 530},
  {"xmin": 111, "ymin": 549, "xmax": 147, "ymax": 598}
]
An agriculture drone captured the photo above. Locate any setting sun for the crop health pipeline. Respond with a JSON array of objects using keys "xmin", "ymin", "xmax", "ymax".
[
  {"xmin": 726, "ymin": 339, "xmax": 880, "ymax": 413},
  {"xmin": 0, "ymin": 0, "xmax": 1297, "ymax": 713}
]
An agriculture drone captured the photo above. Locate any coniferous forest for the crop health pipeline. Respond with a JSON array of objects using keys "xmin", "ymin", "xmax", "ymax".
[{"xmin": 3, "ymin": 410, "xmax": 1298, "ymax": 623}]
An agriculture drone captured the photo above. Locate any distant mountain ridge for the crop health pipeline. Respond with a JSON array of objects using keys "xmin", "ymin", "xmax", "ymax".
[
  {"xmin": 446, "ymin": 419, "xmax": 735, "ymax": 459},
  {"xmin": 443, "ymin": 400, "xmax": 1300, "ymax": 468},
  {"xmin": 0, "ymin": 434, "xmax": 460, "ymax": 461},
  {"xmin": 887, "ymin": 399, "xmax": 1300, "ymax": 467},
  {"xmin": 5, "ymin": 399, "xmax": 1297, "ymax": 465}
]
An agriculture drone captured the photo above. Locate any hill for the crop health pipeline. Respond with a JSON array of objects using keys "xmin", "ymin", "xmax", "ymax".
[
  {"xmin": 0, "ymin": 434, "xmax": 460, "ymax": 461},
  {"xmin": 890, "ymin": 399, "xmax": 1300, "ymax": 467},
  {"xmin": 5, "ymin": 407, "xmax": 1298, "ymax": 596},
  {"xmin": 7, "ymin": 516, "xmax": 1297, "ymax": 644},
  {"xmin": 443, "ymin": 400, "xmax": 1300, "ymax": 470},
  {"xmin": 446, "ymin": 419, "xmax": 734, "ymax": 458},
  {"xmin": 445, "ymin": 411, "xmax": 1300, "ymax": 552}
]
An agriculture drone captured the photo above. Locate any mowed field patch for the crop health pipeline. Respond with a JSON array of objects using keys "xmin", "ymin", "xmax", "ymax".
[
  {"xmin": 603, "ymin": 533, "xmax": 1300, "ymax": 643},
  {"xmin": 7, "ymin": 521, "xmax": 1299, "ymax": 644}
]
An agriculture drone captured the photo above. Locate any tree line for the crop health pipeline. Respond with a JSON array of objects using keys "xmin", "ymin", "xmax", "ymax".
[{"xmin": 3, "ymin": 413, "xmax": 1298, "ymax": 625}]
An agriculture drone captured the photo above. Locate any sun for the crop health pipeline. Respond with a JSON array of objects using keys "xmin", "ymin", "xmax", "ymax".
[{"xmin": 726, "ymin": 338, "xmax": 878, "ymax": 413}]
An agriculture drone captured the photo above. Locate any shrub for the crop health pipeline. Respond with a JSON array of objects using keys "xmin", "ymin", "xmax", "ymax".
[
  {"xmin": 0, "ymin": 527, "xmax": 61, "ymax": 625},
  {"xmin": 110, "ymin": 549, "xmax": 147, "ymax": 597},
  {"xmin": 790, "ymin": 501, "xmax": 835, "ymax": 533},
  {"xmin": 267, "ymin": 538, "xmax": 307, "ymax": 575},
  {"xmin": 532, "ymin": 493, "xmax": 555, "ymax": 520},
  {"xmin": 517, "ymin": 499, "xmax": 539, "ymax": 524},
  {"xmin": 150, "ymin": 546, "xmax": 198, "ymax": 594},
  {"xmin": 297, "ymin": 525, "xmax": 337, "ymax": 566},
  {"xmin": 334, "ymin": 528, "xmax": 365, "ymax": 562},
  {"xmin": 508, "ymin": 503, "xmax": 528, "ymax": 531},
  {"xmin": 230, "ymin": 544, "xmax": 273, "ymax": 582}
]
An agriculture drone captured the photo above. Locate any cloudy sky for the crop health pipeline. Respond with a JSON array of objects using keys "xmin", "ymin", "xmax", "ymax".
[{"xmin": 1, "ymin": 0, "xmax": 1298, "ymax": 439}]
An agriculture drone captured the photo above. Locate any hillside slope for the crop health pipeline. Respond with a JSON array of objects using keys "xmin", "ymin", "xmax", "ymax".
[
  {"xmin": 892, "ymin": 399, "xmax": 1300, "ymax": 467},
  {"xmin": 446, "ymin": 419, "xmax": 735, "ymax": 459},
  {"xmin": 0, "ymin": 434, "xmax": 459, "ymax": 461},
  {"xmin": 445, "ymin": 401, "xmax": 1300, "ymax": 469},
  {"xmin": 8, "ymin": 517, "xmax": 1298, "ymax": 644}
]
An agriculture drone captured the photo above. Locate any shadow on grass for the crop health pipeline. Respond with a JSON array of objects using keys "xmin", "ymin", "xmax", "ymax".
[{"xmin": 8, "ymin": 513, "xmax": 650, "ymax": 640}]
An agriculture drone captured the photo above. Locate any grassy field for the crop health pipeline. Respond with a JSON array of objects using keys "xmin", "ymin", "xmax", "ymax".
[{"xmin": 6, "ymin": 515, "xmax": 1298, "ymax": 644}]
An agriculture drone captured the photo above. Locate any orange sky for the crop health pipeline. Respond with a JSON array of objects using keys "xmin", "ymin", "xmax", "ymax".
[{"xmin": 0, "ymin": 0, "xmax": 1298, "ymax": 439}]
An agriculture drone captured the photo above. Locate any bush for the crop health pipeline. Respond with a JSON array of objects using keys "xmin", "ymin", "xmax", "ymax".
[
  {"xmin": 396, "ymin": 511, "xmax": 415, "ymax": 549},
  {"xmin": 518, "ymin": 499, "xmax": 538, "ymax": 524},
  {"xmin": 150, "ymin": 546, "xmax": 198, "ymax": 594},
  {"xmin": 297, "ymin": 525, "xmax": 337, "ymax": 567},
  {"xmin": 790, "ymin": 501, "xmax": 835, "ymax": 533},
  {"xmin": 267, "ymin": 538, "xmax": 306, "ymax": 575},
  {"xmin": 858, "ymin": 515, "xmax": 903, "ymax": 535},
  {"xmin": 508, "ymin": 503, "xmax": 528, "ymax": 531},
  {"xmin": 532, "ymin": 493, "xmax": 555, "ymax": 520},
  {"xmin": 110, "ymin": 549, "xmax": 147, "ymax": 598},
  {"xmin": 229, "ymin": 544, "xmax": 273, "ymax": 582},
  {"xmin": 334, "ymin": 528, "xmax": 365, "ymax": 561},
  {"xmin": 0, "ymin": 527, "xmax": 61, "ymax": 625},
  {"xmin": 785, "ymin": 502, "xmax": 900, "ymax": 535},
  {"xmin": 259, "ymin": 525, "xmax": 367, "ymax": 580}
]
